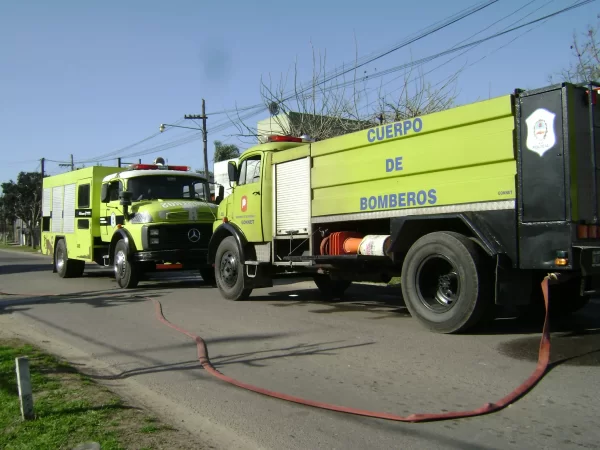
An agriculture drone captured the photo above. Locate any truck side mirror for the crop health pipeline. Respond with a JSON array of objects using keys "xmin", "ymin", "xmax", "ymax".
[
  {"xmin": 227, "ymin": 161, "xmax": 238, "ymax": 186},
  {"xmin": 119, "ymin": 190, "xmax": 133, "ymax": 206},
  {"xmin": 215, "ymin": 185, "xmax": 225, "ymax": 205},
  {"xmin": 100, "ymin": 184, "xmax": 109, "ymax": 203}
]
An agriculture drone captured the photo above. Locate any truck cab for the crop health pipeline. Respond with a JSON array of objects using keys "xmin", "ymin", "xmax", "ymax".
[{"xmin": 99, "ymin": 160, "xmax": 223, "ymax": 288}]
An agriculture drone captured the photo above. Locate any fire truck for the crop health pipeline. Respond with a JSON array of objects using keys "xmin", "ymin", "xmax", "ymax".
[
  {"xmin": 207, "ymin": 82, "xmax": 600, "ymax": 334},
  {"xmin": 41, "ymin": 158, "xmax": 223, "ymax": 288}
]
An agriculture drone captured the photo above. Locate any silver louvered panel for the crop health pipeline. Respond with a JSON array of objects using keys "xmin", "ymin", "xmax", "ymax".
[
  {"xmin": 62, "ymin": 183, "xmax": 76, "ymax": 234},
  {"xmin": 51, "ymin": 186, "xmax": 64, "ymax": 233},
  {"xmin": 42, "ymin": 188, "xmax": 52, "ymax": 217},
  {"xmin": 275, "ymin": 157, "xmax": 310, "ymax": 236}
]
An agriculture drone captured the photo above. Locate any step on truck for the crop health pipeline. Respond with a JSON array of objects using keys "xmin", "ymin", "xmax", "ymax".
[
  {"xmin": 207, "ymin": 82, "xmax": 600, "ymax": 333},
  {"xmin": 41, "ymin": 158, "xmax": 224, "ymax": 288}
]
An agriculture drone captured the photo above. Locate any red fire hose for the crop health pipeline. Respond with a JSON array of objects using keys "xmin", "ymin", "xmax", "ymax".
[{"xmin": 148, "ymin": 276, "xmax": 552, "ymax": 423}]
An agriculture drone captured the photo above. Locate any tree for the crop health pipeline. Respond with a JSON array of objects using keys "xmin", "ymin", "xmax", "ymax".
[
  {"xmin": 232, "ymin": 44, "xmax": 460, "ymax": 142},
  {"xmin": 214, "ymin": 140, "xmax": 240, "ymax": 162},
  {"xmin": 551, "ymin": 16, "xmax": 600, "ymax": 84},
  {"xmin": 1, "ymin": 171, "xmax": 43, "ymax": 247},
  {"xmin": 0, "ymin": 195, "xmax": 17, "ymax": 244}
]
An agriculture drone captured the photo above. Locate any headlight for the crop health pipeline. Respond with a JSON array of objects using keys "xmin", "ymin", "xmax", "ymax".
[{"xmin": 129, "ymin": 211, "xmax": 153, "ymax": 224}]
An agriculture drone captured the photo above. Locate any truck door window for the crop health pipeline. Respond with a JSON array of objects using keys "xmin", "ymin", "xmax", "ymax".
[
  {"xmin": 108, "ymin": 180, "xmax": 123, "ymax": 201},
  {"xmin": 238, "ymin": 156, "xmax": 261, "ymax": 186}
]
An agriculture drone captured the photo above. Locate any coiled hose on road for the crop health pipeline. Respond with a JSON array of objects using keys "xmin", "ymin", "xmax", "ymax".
[
  {"xmin": 146, "ymin": 276, "xmax": 552, "ymax": 423},
  {"xmin": 2, "ymin": 276, "xmax": 552, "ymax": 423}
]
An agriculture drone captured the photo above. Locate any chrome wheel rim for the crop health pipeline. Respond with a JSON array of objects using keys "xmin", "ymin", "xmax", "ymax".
[
  {"xmin": 220, "ymin": 250, "xmax": 238, "ymax": 288},
  {"xmin": 115, "ymin": 249, "xmax": 127, "ymax": 279}
]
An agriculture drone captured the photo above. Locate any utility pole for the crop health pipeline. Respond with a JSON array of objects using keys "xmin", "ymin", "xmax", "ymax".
[
  {"xmin": 185, "ymin": 98, "xmax": 209, "ymax": 181},
  {"xmin": 58, "ymin": 154, "xmax": 74, "ymax": 172},
  {"xmin": 40, "ymin": 158, "xmax": 45, "ymax": 178}
]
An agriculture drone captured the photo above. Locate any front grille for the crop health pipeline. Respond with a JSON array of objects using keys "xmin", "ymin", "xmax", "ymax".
[{"xmin": 145, "ymin": 223, "xmax": 213, "ymax": 250}]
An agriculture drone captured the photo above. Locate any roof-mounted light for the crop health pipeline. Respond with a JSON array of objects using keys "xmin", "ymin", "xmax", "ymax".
[
  {"xmin": 128, "ymin": 163, "xmax": 190, "ymax": 171},
  {"xmin": 267, "ymin": 135, "xmax": 304, "ymax": 143}
]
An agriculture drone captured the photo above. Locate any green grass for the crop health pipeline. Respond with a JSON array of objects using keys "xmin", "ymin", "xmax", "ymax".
[
  {"xmin": 0, "ymin": 243, "xmax": 40, "ymax": 254},
  {"xmin": 0, "ymin": 339, "xmax": 202, "ymax": 450}
]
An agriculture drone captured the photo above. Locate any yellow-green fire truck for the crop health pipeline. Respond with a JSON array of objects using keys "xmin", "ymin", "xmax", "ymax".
[
  {"xmin": 208, "ymin": 82, "xmax": 600, "ymax": 334},
  {"xmin": 41, "ymin": 158, "xmax": 223, "ymax": 288}
]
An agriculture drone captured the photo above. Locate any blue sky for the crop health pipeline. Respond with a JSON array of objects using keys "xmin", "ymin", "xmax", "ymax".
[{"xmin": 0, "ymin": 0, "xmax": 597, "ymax": 183}]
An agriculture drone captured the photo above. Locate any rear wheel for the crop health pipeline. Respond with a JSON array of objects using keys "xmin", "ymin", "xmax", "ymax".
[
  {"xmin": 401, "ymin": 231, "xmax": 494, "ymax": 334},
  {"xmin": 55, "ymin": 239, "xmax": 85, "ymax": 278},
  {"xmin": 215, "ymin": 237, "xmax": 252, "ymax": 300},
  {"xmin": 114, "ymin": 240, "xmax": 139, "ymax": 289},
  {"xmin": 313, "ymin": 274, "xmax": 351, "ymax": 300}
]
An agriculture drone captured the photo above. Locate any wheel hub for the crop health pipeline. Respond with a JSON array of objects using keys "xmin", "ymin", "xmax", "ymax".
[
  {"xmin": 220, "ymin": 251, "xmax": 238, "ymax": 287},
  {"xmin": 115, "ymin": 250, "xmax": 127, "ymax": 278},
  {"xmin": 416, "ymin": 255, "xmax": 461, "ymax": 313},
  {"xmin": 56, "ymin": 247, "xmax": 65, "ymax": 271}
]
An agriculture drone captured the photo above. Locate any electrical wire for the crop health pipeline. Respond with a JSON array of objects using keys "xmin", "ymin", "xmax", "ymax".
[{"xmin": 71, "ymin": 0, "xmax": 594, "ymax": 164}]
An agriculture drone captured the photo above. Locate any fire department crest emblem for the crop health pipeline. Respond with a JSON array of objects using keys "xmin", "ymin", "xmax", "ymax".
[{"xmin": 525, "ymin": 108, "xmax": 556, "ymax": 156}]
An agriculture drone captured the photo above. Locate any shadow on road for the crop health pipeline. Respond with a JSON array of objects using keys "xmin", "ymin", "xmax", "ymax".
[
  {"xmin": 0, "ymin": 263, "xmax": 50, "ymax": 275},
  {"xmin": 0, "ymin": 289, "xmax": 158, "ymax": 316},
  {"xmin": 87, "ymin": 339, "xmax": 376, "ymax": 380}
]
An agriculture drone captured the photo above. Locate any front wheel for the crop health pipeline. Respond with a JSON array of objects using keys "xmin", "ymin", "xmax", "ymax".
[
  {"xmin": 215, "ymin": 237, "xmax": 252, "ymax": 300},
  {"xmin": 114, "ymin": 240, "xmax": 139, "ymax": 289},
  {"xmin": 401, "ymin": 231, "xmax": 494, "ymax": 334}
]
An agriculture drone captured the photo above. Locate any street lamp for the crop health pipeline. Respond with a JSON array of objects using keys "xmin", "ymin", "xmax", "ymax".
[
  {"xmin": 159, "ymin": 122, "xmax": 210, "ymax": 181},
  {"xmin": 159, "ymin": 123, "xmax": 203, "ymax": 133}
]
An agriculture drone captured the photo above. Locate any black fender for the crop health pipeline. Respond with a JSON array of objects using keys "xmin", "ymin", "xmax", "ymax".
[
  {"xmin": 208, "ymin": 222, "xmax": 248, "ymax": 264},
  {"xmin": 108, "ymin": 228, "xmax": 137, "ymax": 265},
  {"xmin": 389, "ymin": 211, "xmax": 516, "ymax": 263}
]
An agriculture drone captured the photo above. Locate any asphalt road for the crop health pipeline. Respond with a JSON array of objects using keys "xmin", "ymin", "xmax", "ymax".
[{"xmin": 1, "ymin": 249, "xmax": 599, "ymax": 450}]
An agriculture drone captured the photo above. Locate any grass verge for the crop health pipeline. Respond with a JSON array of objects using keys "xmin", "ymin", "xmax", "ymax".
[
  {"xmin": 0, "ymin": 338, "xmax": 203, "ymax": 450},
  {"xmin": 0, "ymin": 244, "xmax": 40, "ymax": 254}
]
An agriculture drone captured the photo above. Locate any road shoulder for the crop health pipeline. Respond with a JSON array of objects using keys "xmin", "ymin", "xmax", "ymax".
[{"xmin": 0, "ymin": 313, "xmax": 260, "ymax": 450}]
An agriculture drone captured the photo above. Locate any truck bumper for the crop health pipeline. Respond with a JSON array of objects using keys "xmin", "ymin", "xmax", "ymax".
[{"xmin": 133, "ymin": 249, "xmax": 210, "ymax": 268}]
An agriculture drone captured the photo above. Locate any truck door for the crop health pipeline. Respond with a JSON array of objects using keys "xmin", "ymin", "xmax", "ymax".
[
  {"xmin": 232, "ymin": 154, "xmax": 264, "ymax": 242},
  {"xmin": 100, "ymin": 179, "xmax": 124, "ymax": 239}
]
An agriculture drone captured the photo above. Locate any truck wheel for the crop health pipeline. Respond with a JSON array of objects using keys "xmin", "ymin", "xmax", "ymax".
[
  {"xmin": 401, "ymin": 231, "xmax": 494, "ymax": 334},
  {"xmin": 114, "ymin": 240, "xmax": 139, "ymax": 289},
  {"xmin": 55, "ymin": 239, "xmax": 85, "ymax": 278},
  {"xmin": 313, "ymin": 274, "xmax": 351, "ymax": 300},
  {"xmin": 215, "ymin": 237, "xmax": 252, "ymax": 300},
  {"xmin": 199, "ymin": 268, "xmax": 216, "ymax": 286}
]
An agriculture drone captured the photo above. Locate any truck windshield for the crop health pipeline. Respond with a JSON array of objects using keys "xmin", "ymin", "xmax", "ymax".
[{"xmin": 128, "ymin": 175, "xmax": 210, "ymax": 201}]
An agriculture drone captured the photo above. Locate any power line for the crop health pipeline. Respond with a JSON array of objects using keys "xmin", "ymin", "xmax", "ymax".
[
  {"xmin": 356, "ymin": 0, "xmax": 556, "ymax": 114},
  {"xmin": 82, "ymin": 0, "xmax": 498, "ymax": 163},
  {"xmin": 72, "ymin": 0, "xmax": 594, "ymax": 164}
]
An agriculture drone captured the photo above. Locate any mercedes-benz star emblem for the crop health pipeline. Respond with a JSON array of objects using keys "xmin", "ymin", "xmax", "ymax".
[{"xmin": 187, "ymin": 228, "xmax": 201, "ymax": 243}]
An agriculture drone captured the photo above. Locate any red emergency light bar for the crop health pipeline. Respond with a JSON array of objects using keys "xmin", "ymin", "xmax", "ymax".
[
  {"xmin": 129, "ymin": 163, "xmax": 190, "ymax": 171},
  {"xmin": 267, "ymin": 135, "xmax": 304, "ymax": 143}
]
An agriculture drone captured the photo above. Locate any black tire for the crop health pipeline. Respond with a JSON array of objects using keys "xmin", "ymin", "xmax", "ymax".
[
  {"xmin": 401, "ymin": 231, "xmax": 494, "ymax": 334},
  {"xmin": 55, "ymin": 239, "xmax": 85, "ymax": 278},
  {"xmin": 113, "ymin": 240, "xmax": 139, "ymax": 289},
  {"xmin": 313, "ymin": 274, "xmax": 351, "ymax": 300},
  {"xmin": 215, "ymin": 236, "xmax": 252, "ymax": 300},
  {"xmin": 199, "ymin": 267, "xmax": 217, "ymax": 286}
]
